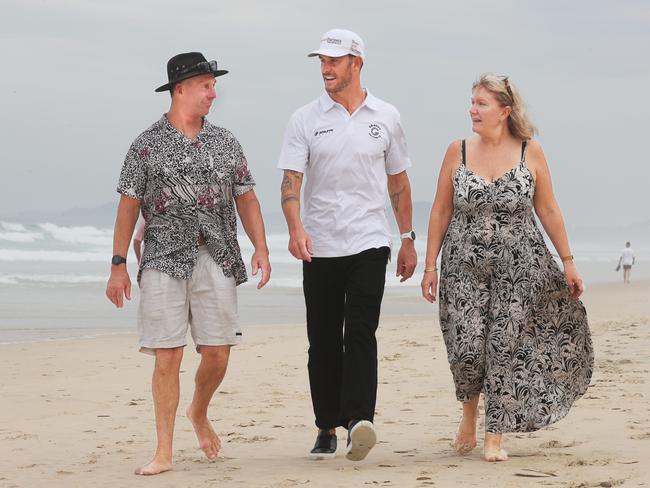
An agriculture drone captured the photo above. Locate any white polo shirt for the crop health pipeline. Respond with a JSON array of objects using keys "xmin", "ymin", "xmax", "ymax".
[{"xmin": 278, "ymin": 90, "xmax": 411, "ymax": 257}]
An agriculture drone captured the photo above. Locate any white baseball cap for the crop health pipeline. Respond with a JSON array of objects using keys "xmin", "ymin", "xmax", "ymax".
[{"xmin": 307, "ymin": 28, "xmax": 365, "ymax": 59}]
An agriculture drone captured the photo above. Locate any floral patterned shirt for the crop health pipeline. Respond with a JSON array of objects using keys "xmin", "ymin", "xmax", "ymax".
[{"xmin": 117, "ymin": 115, "xmax": 255, "ymax": 285}]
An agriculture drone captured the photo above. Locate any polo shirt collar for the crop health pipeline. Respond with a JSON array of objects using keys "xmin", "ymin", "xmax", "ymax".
[
  {"xmin": 318, "ymin": 92, "xmax": 337, "ymax": 112},
  {"xmin": 318, "ymin": 89, "xmax": 379, "ymax": 113},
  {"xmin": 363, "ymin": 90, "xmax": 380, "ymax": 111}
]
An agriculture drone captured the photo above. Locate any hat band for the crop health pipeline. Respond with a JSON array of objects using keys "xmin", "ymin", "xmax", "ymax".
[{"xmin": 174, "ymin": 60, "xmax": 218, "ymax": 78}]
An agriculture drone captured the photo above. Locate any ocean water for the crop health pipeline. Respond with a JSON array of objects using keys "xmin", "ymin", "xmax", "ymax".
[{"xmin": 1, "ymin": 220, "xmax": 647, "ymax": 344}]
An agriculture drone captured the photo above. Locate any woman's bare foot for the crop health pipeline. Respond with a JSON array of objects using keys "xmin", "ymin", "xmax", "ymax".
[
  {"xmin": 483, "ymin": 432, "xmax": 508, "ymax": 462},
  {"xmin": 453, "ymin": 412, "xmax": 478, "ymax": 455},
  {"xmin": 186, "ymin": 404, "xmax": 221, "ymax": 460},
  {"xmin": 134, "ymin": 457, "xmax": 172, "ymax": 476}
]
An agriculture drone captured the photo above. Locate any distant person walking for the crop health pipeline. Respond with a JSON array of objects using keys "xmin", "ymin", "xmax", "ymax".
[{"xmin": 617, "ymin": 242, "xmax": 635, "ymax": 284}]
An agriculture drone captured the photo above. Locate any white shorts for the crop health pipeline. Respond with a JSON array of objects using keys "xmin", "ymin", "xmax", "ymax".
[{"xmin": 137, "ymin": 247, "xmax": 241, "ymax": 355}]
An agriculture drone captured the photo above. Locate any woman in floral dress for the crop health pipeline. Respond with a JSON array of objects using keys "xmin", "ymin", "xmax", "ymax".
[{"xmin": 421, "ymin": 74, "xmax": 593, "ymax": 462}]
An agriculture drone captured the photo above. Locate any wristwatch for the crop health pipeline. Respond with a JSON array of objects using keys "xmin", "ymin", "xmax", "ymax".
[
  {"xmin": 400, "ymin": 230, "xmax": 416, "ymax": 241},
  {"xmin": 111, "ymin": 255, "xmax": 127, "ymax": 266}
]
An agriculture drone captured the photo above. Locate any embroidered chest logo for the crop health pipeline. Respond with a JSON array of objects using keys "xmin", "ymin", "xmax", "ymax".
[
  {"xmin": 368, "ymin": 123, "xmax": 382, "ymax": 139},
  {"xmin": 314, "ymin": 128, "xmax": 334, "ymax": 137}
]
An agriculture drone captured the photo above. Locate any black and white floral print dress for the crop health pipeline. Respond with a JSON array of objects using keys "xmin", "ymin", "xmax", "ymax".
[{"xmin": 439, "ymin": 140, "xmax": 593, "ymax": 433}]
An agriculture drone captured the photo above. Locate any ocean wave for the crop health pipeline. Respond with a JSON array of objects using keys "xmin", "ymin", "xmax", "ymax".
[
  {"xmin": 0, "ymin": 221, "xmax": 45, "ymax": 243},
  {"xmin": 0, "ymin": 231, "xmax": 45, "ymax": 243},
  {"xmin": 0, "ymin": 249, "xmax": 108, "ymax": 262},
  {"xmin": 38, "ymin": 222, "xmax": 113, "ymax": 246},
  {"xmin": 0, "ymin": 222, "xmax": 28, "ymax": 232},
  {"xmin": 0, "ymin": 274, "xmax": 107, "ymax": 285}
]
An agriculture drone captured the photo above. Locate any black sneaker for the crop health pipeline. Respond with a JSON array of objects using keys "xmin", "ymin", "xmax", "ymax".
[
  {"xmin": 309, "ymin": 430, "xmax": 337, "ymax": 460},
  {"xmin": 345, "ymin": 420, "xmax": 376, "ymax": 461}
]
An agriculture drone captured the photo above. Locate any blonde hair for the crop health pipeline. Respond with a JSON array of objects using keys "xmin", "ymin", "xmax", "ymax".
[{"xmin": 472, "ymin": 73, "xmax": 538, "ymax": 140}]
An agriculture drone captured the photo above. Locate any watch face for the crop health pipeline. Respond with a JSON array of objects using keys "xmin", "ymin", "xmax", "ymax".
[
  {"xmin": 409, "ymin": 231, "xmax": 416, "ymax": 240},
  {"xmin": 112, "ymin": 255, "xmax": 126, "ymax": 265}
]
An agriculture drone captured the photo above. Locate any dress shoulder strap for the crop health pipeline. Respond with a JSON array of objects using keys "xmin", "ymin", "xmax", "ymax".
[
  {"xmin": 521, "ymin": 140, "xmax": 528, "ymax": 163},
  {"xmin": 461, "ymin": 139, "xmax": 466, "ymax": 166}
]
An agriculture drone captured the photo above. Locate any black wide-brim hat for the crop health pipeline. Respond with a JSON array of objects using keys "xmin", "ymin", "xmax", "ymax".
[{"xmin": 155, "ymin": 51, "xmax": 228, "ymax": 93}]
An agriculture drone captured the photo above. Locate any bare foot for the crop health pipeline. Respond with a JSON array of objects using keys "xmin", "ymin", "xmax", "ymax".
[
  {"xmin": 453, "ymin": 413, "xmax": 477, "ymax": 455},
  {"xmin": 484, "ymin": 433, "xmax": 508, "ymax": 462},
  {"xmin": 134, "ymin": 458, "xmax": 171, "ymax": 475},
  {"xmin": 186, "ymin": 404, "xmax": 221, "ymax": 460}
]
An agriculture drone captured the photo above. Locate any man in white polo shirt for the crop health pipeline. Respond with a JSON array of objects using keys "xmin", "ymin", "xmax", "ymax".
[{"xmin": 278, "ymin": 28, "xmax": 417, "ymax": 461}]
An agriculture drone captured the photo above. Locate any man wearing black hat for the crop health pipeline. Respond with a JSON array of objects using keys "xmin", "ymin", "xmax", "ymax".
[{"xmin": 106, "ymin": 52, "xmax": 271, "ymax": 475}]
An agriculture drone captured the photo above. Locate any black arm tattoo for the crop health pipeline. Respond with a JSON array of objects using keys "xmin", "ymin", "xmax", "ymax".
[
  {"xmin": 390, "ymin": 190, "xmax": 401, "ymax": 213},
  {"xmin": 281, "ymin": 173, "xmax": 292, "ymax": 192},
  {"xmin": 281, "ymin": 195, "xmax": 300, "ymax": 206},
  {"xmin": 281, "ymin": 170, "xmax": 303, "ymax": 192}
]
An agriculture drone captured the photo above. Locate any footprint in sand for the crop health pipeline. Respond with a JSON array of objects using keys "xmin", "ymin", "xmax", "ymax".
[
  {"xmin": 84, "ymin": 454, "xmax": 99, "ymax": 465},
  {"xmin": 514, "ymin": 468, "xmax": 558, "ymax": 478},
  {"xmin": 401, "ymin": 340, "xmax": 427, "ymax": 347},
  {"xmin": 7, "ymin": 432, "xmax": 38, "ymax": 441},
  {"xmin": 508, "ymin": 451, "xmax": 543, "ymax": 458},
  {"xmin": 393, "ymin": 449, "xmax": 418, "ymax": 455},
  {"xmin": 540, "ymin": 439, "xmax": 581, "ymax": 448},
  {"xmin": 227, "ymin": 435, "xmax": 275, "ymax": 443},
  {"xmin": 567, "ymin": 479, "xmax": 625, "ymax": 487},
  {"xmin": 382, "ymin": 353, "xmax": 402, "ymax": 362},
  {"xmin": 274, "ymin": 479, "xmax": 310, "ymax": 487},
  {"xmin": 629, "ymin": 432, "xmax": 650, "ymax": 440},
  {"xmin": 567, "ymin": 458, "xmax": 611, "ymax": 466},
  {"xmin": 236, "ymin": 421, "xmax": 256, "ymax": 428}
]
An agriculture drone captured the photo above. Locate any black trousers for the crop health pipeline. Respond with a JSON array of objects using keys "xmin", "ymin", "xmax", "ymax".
[{"xmin": 303, "ymin": 246, "xmax": 389, "ymax": 429}]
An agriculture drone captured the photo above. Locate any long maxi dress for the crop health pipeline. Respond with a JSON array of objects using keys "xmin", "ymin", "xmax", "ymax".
[{"xmin": 439, "ymin": 139, "xmax": 593, "ymax": 433}]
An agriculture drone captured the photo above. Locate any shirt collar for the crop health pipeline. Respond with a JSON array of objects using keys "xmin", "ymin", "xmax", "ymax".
[
  {"xmin": 318, "ymin": 89, "xmax": 378, "ymax": 113},
  {"xmin": 363, "ymin": 90, "xmax": 379, "ymax": 111},
  {"xmin": 160, "ymin": 114, "xmax": 210, "ymax": 141}
]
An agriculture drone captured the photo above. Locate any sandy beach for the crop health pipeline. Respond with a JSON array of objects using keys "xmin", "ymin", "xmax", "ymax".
[{"xmin": 1, "ymin": 281, "xmax": 648, "ymax": 488}]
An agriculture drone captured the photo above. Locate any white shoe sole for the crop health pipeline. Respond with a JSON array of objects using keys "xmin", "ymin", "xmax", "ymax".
[
  {"xmin": 308, "ymin": 451, "xmax": 336, "ymax": 460},
  {"xmin": 346, "ymin": 421, "xmax": 376, "ymax": 461}
]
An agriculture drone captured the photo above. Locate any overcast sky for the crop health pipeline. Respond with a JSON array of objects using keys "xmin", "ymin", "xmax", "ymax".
[{"xmin": 1, "ymin": 0, "xmax": 648, "ymax": 227}]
